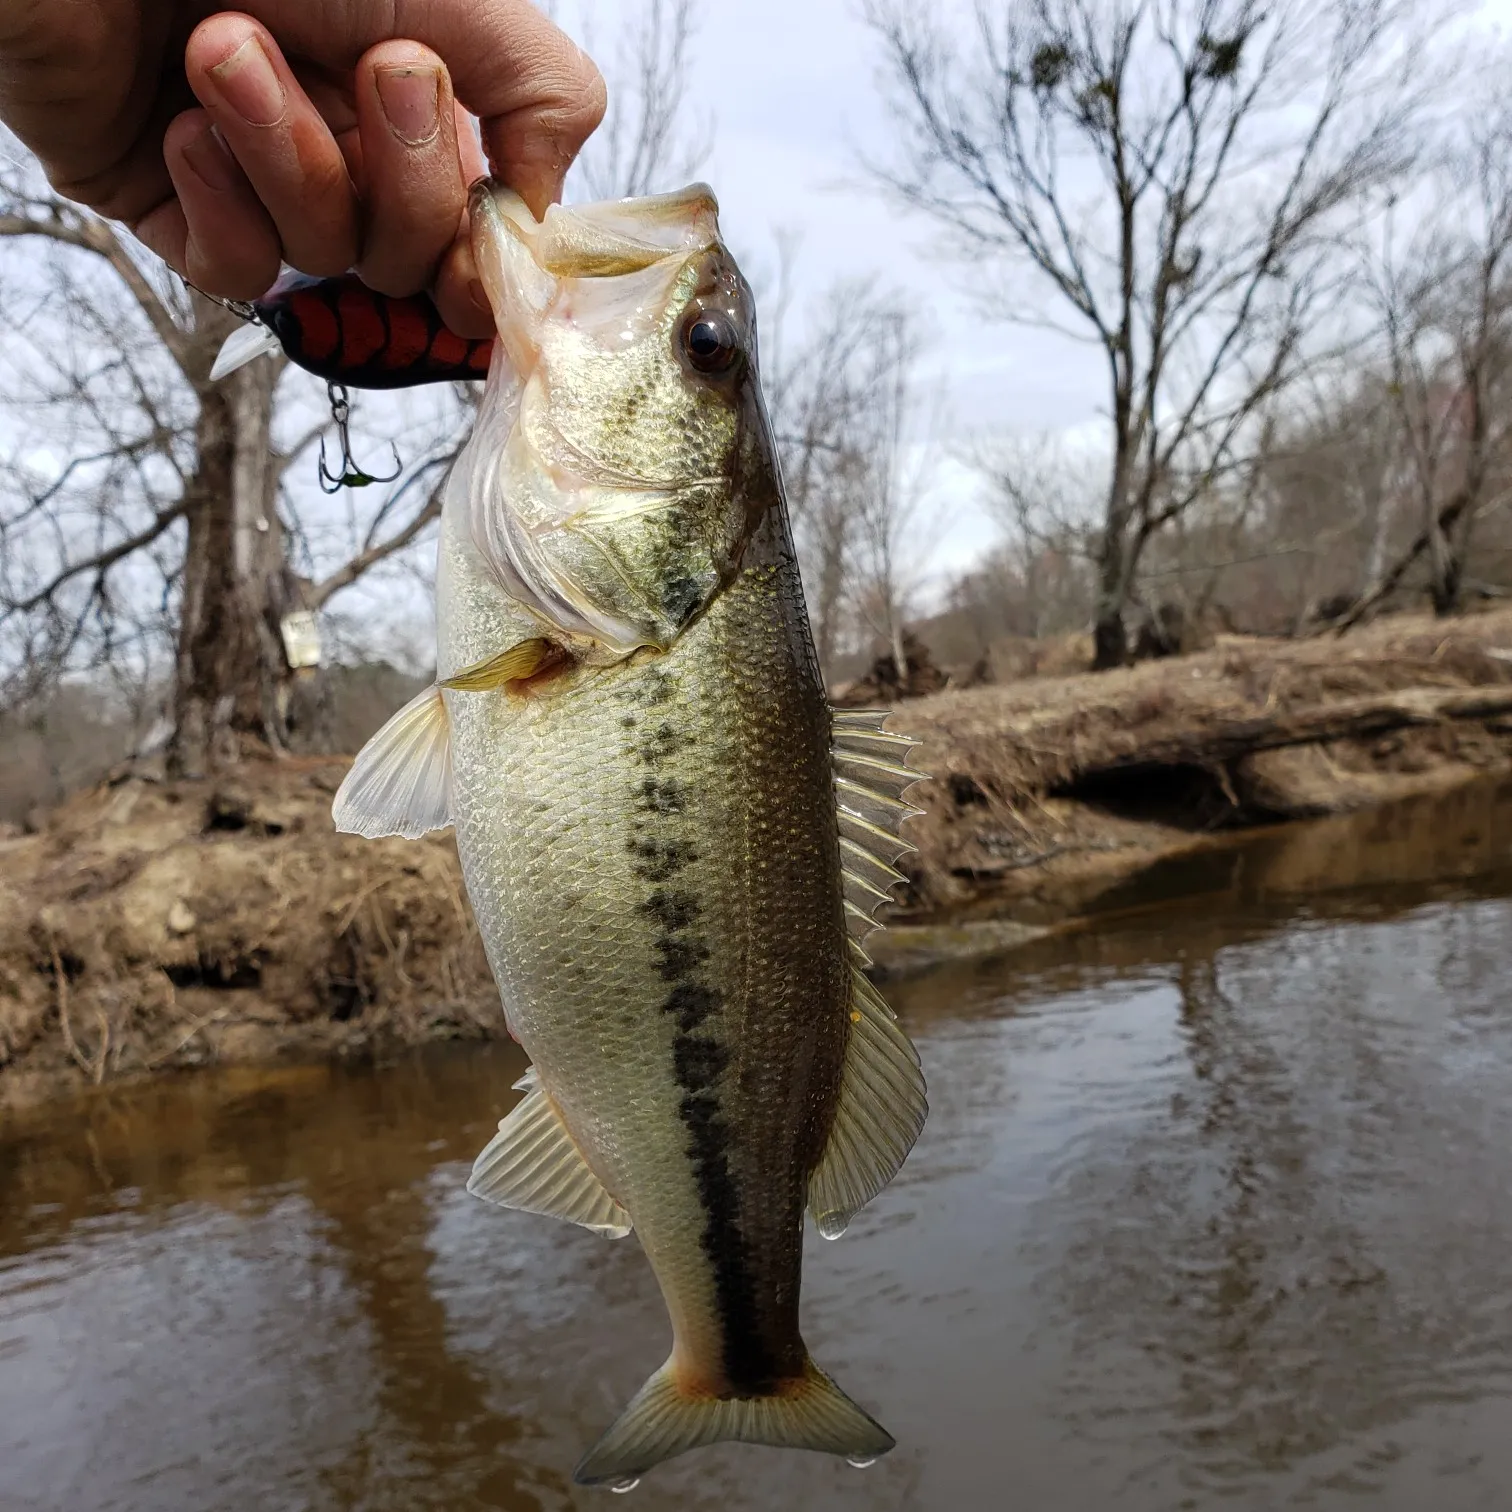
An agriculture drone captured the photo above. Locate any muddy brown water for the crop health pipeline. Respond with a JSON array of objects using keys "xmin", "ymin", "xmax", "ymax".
[{"xmin": 5, "ymin": 780, "xmax": 1512, "ymax": 1511}]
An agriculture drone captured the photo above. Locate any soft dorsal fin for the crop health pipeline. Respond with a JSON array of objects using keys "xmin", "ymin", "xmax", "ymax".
[
  {"xmin": 807, "ymin": 964, "xmax": 928, "ymax": 1239},
  {"xmin": 468, "ymin": 1073, "xmax": 633, "ymax": 1239},
  {"xmin": 831, "ymin": 709, "xmax": 924, "ymax": 962},
  {"xmin": 331, "ymin": 684, "xmax": 453, "ymax": 839}
]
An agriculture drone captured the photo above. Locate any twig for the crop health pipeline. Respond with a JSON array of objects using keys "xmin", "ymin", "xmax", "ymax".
[
  {"xmin": 92, "ymin": 1008, "xmax": 111, "ymax": 1085},
  {"xmin": 144, "ymin": 1006, "xmax": 231, "ymax": 1069},
  {"xmin": 336, "ymin": 873, "xmax": 397, "ymax": 934},
  {"xmin": 50, "ymin": 938, "xmax": 87, "ymax": 1075}
]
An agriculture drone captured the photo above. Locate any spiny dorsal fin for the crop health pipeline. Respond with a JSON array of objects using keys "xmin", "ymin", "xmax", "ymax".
[
  {"xmin": 831, "ymin": 708, "xmax": 924, "ymax": 947},
  {"xmin": 467, "ymin": 1077, "xmax": 632, "ymax": 1239},
  {"xmin": 807, "ymin": 964, "xmax": 928, "ymax": 1239},
  {"xmin": 332, "ymin": 684, "xmax": 452, "ymax": 839}
]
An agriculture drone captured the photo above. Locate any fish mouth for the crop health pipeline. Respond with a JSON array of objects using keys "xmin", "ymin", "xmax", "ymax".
[
  {"xmin": 467, "ymin": 179, "xmax": 723, "ymax": 360},
  {"xmin": 468, "ymin": 178, "xmax": 720, "ymax": 279}
]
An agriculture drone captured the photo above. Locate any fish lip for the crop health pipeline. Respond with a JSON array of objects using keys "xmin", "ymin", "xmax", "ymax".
[
  {"xmin": 468, "ymin": 177, "xmax": 724, "ymax": 279},
  {"xmin": 468, "ymin": 177, "xmax": 534, "ymax": 231}
]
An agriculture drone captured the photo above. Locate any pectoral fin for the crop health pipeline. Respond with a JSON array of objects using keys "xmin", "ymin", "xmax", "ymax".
[
  {"xmin": 440, "ymin": 638, "xmax": 555, "ymax": 692},
  {"xmin": 331, "ymin": 684, "xmax": 452, "ymax": 839},
  {"xmin": 468, "ymin": 1075, "xmax": 632, "ymax": 1239}
]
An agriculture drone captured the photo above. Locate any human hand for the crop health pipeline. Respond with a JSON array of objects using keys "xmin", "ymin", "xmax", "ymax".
[{"xmin": 0, "ymin": 3, "xmax": 606, "ymax": 336}]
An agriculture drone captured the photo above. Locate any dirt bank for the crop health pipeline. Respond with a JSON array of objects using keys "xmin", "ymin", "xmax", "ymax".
[
  {"xmin": 885, "ymin": 606, "xmax": 1512, "ymax": 923},
  {"xmin": 0, "ymin": 759, "xmax": 499, "ymax": 1114},
  {"xmin": 7, "ymin": 607, "xmax": 1512, "ymax": 1112}
]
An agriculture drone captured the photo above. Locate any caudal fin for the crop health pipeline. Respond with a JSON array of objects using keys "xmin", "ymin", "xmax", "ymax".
[{"xmin": 574, "ymin": 1355, "xmax": 894, "ymax": 1487}]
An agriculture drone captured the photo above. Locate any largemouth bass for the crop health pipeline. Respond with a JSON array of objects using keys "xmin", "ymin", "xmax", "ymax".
[{"xmin": 330, "ymin": 181, "xmax": 927, "ymax": 1489}]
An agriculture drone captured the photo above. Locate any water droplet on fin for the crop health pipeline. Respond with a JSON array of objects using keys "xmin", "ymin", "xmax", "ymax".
[
  {"xmin": 609, "ymin": 1477, "xmax": 640, "ymax": 1493},
  {"xmin": 846, "ymin": 1454, "xmax": 877, "ymax": 1470}
]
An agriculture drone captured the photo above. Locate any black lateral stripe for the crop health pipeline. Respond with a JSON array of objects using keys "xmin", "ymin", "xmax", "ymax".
[{"xmin": 625, "ymin": 686, "xmax": 780, "ymax": 1394}]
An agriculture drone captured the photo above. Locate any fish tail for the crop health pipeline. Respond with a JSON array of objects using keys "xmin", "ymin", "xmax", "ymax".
[{"xmin": 573, "ymin": 1353, "xmax": 894, "ymax": 1487}]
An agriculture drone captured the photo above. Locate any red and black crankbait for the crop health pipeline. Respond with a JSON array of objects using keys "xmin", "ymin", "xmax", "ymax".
[
  {"xmin": 210, "ymin": 271, "xmax": 497, "ymax": 489},
  {"xmin": 213, "ymin": 270, "xmax": 495, "ymax": 390}
]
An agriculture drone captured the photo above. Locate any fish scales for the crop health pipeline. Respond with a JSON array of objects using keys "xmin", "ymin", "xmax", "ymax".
[
  {"xmin": 327, "ymin": 179, "xmax": 926, "ymax": 1488},
  {"xmin": 447, "ymin": 509, "xmax": 847, "ymax": 1394}
]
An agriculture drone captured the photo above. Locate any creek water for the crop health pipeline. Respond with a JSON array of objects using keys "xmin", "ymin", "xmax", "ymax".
[{"xmin": 4, "ymin": 779, "xmax": 1512, "ymax": 1511}]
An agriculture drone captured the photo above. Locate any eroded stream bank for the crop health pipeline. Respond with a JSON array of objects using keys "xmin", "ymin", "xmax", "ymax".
[{"xmin": 7, "ymin": 607, "xmax": 1512, "ymax": 1110}]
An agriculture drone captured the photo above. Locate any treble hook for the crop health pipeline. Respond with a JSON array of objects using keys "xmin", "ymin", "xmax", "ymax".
[{"xmin": 318, "ymin": 381, "xmax": 402, "ymax": 493}]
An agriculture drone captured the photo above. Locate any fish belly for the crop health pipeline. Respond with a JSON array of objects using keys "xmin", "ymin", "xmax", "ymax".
[{"xmin": 445, "ymin": 532, "xmax": 849, "ymax": 1394}]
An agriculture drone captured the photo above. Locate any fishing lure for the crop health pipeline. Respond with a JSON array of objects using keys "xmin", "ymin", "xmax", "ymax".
[
  {"xmin": 211, "ymin": 271, "xmax": 495, "ymax": 390},
  {"xmin": 210, "ymin": 271, "xmax": 495, "ymax": 489}
]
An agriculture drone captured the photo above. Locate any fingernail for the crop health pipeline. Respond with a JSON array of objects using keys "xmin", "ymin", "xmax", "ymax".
[
  {"xmin": 376, "ymin": 65, "xmax": 441, "ymax": 147},
  {"xmin": 182, "ymin": 126, "xmax": 241, "ymax": 192},
  {"xmin": 210, "ymin": 36, "xmax": 286, "ymax": 127},
  {"xmin": 468, "ymin": 277, "xmax": 491, "ymax": 313}
]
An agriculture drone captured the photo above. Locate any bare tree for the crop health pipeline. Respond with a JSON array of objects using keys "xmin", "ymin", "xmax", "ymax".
[
  {"xmin": 573, "ymin": 0, "xmax": 710, "ymax": 201},
  {"xmin": 865, "ymin": 0, "xmax": 1440, "ymax": 667},
  {"xmin": 1346, "ymin": 107, "xmax": 1512, "ymax": 624},
  {"xmin": 764, "ymin": 278, "xmax": 936, "ymax": 684},
  {"xmin": 0, "ymin": 166, "xmax": 467, "ymax": 775},
  {"xmin": 850, "ymin": 307, "xmax": 936, "ymax": 681},
  {"xmin": 767, "ymin": 279, "xmax": 878, "ymax": 679},
  {"xmin": 976, "ymin": 435, "xmax": 1103, "ymax": 637}
]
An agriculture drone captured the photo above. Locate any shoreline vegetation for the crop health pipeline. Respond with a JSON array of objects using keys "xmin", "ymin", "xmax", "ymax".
[{"xmin": 7, "ymin": 606, "xmax": 1512, "ymax": 1115}]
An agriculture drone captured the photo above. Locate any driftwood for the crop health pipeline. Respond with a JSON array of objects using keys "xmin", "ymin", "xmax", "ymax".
[
  {"xmin": 1335, "ymin": 490, "xmax": 1471, "ymax": 633},
  {"xmin": 1064, "ymin": 685, "xmax": 1512, "ymax": 778}
]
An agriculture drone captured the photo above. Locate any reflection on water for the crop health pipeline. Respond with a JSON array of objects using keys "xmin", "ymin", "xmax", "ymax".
[{"xmin": 4, "ymin": 780, "xmax": 1512, "ymax": 1510}]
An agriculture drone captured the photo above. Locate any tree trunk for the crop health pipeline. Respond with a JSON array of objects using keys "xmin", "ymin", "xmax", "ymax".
[
  {"xmin": 890, "ymin": 614, "xmax": 909, "ymax": 684},
  {"xmin": 1093, "ymin": 449, "xmax": 1134, "ymax": 670},
  {"xmin": 811, "ymin": 506, "xmax": 848, "ymax": 688},
  {"xmin": 1432, "ymin": 551, "xmax": 1465, "ymax": 617},
  {"xmin": 1424, "ymin": 493, "xmax": 1455, "ymax": 618},
  {"xmin": 1062, "ymin": 683, "xmax": 1512, "ymax": 777},
  {"xmin": 1092, "ymin": 532, "xmax": 1130, "ymax": 669},
  {"xmin": 1357, "ymin": 428, "xmax": 1392, "ymax": 597},
  {"xmin": 169, "ymin": 354, "xmax": 295, "ymax": 777}
]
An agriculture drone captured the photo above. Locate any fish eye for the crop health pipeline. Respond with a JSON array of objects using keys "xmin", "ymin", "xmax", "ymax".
[{"xmin": 680, "ymin": 310, "xmax": 743, "ymax": 375}]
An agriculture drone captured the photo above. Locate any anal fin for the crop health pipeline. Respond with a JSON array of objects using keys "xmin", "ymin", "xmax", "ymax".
[
  {"xmin": 468, "ymin": 1077, "xmax": 632, "ymax": 1239},
  {"xmin": 331, "ymin": 684, "xmax": 452, "ymax": 839},
  {"xmin": 808, "ymin": 965, "xmax": 927, "ymax": 1240}
]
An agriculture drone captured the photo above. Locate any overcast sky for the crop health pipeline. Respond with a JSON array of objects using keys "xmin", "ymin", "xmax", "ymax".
[{"xmin": 549, "ymin": 0, "xmax": 1512, "ymax": 577}]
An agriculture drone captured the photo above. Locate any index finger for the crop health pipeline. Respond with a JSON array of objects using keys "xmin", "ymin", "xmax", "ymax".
[{"xmin": 236, "ymin": 1, "xmax": 606, "ymax": 214}]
